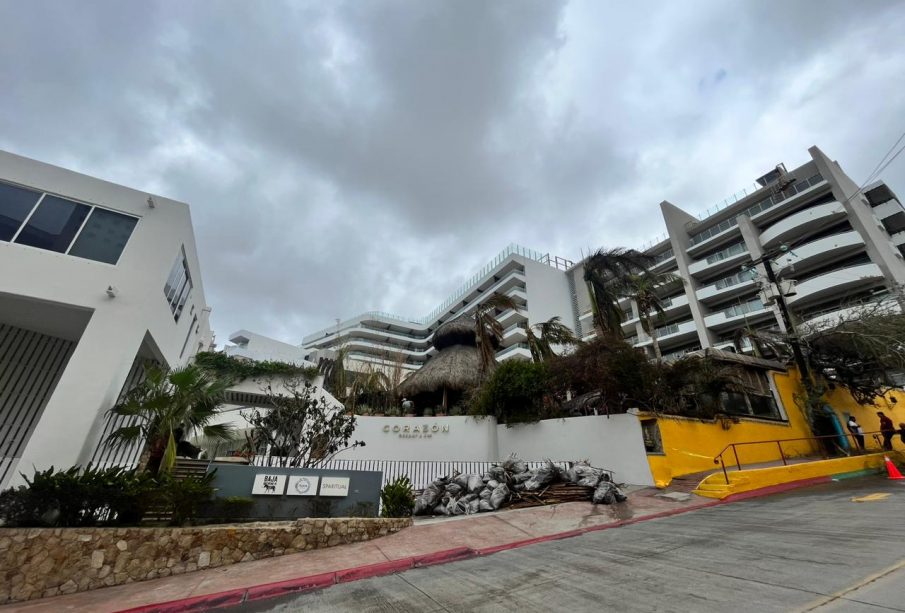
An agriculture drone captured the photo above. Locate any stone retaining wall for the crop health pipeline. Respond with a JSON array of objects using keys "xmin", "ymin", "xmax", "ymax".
[{"xmin": 0, "ymin": 517, "xmax": 412, "ymax": 603}]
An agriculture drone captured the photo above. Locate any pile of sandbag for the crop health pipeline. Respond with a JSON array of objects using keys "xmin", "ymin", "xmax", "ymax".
[{"xmin": 412, "ymin": 456, "xmax": 627, "ymax": 516}]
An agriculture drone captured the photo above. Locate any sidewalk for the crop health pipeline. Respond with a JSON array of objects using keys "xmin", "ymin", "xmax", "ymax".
[{"xmin": 2, "ymin": 488, "xmax": 713, "ymax": 613}]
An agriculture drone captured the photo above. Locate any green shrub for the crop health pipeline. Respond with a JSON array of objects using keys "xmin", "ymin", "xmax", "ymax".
[
  {"xmin": 471, "ymin": 360, "xmax": 551, "ymax": 424},
  {"xmin": 380, "ymin": 476, "xmax": 415, "ymax": 518},
  {"xmin": 0, "ymin": 465, "xmax": 158, "ymax": 527},
  {"xmin": 158, "ymin": 472, "xmax": 216, "ymax": 526}
]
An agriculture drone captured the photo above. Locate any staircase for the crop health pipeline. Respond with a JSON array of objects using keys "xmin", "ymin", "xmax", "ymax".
[{"xmin": 693, "ymin": 473, "xmax": 750, "ymax": 499}]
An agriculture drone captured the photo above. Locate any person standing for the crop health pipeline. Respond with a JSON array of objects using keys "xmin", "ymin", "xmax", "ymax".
[
  {"xmin": 846, "ymin": 415, "xmax": 865, "ymax": 451},
  {"xmin": 878, "ymin": 411, "xmax": 895, "ymax": 451}
]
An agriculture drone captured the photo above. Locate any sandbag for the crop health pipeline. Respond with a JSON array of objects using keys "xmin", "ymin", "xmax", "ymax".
[
  {"xmin": 486, "ymin": 466, "xmax": 507, "ymax": 483},
  {"xmin": 478, "ymin": 499, "xmax": 494, "ymax": 512},
  {"xmin": 433, "ymin": 503, "xmax": 449, "ymax": 516},
  {"xmin": 490, "ymin": 483, "xmax": 510, "ymax": 510},
  {"xmin": 592, "ymin": 481, "xmax": 627, "ymax": 505},
  {"xmin": 445, "ymin": 483, "xmax": 463, "ymax": 497},
  {"xmin": 478, "ymin": 488, "xmax": 493, "ymax": 500},
  {"xmin": 523, "ymin": 461, "xmax": 557, "ymax": 491},
  {"xmin": 453, "ymin": 474, "xmax": 469, "ymax": 489},
  {"xmin": 487, "ymin": 479, "xmax": 500, "ymax": 489},
  {"xmin": 467, "ymin": 474, "xmax": 484, "ymax": 493},
  {"xmin": 421, "ymin": 484, "xmax": 443, "ymax": 509},
  {"xmin": 466, "ymin": 499, "xmax": 480, "ymax": 514},
  {"xmin": 413, "ymin": 499, "xmax": 425, "ymax": 516},
  {"xmin": 501, "ymin": 454, "xmax": 528, "ymax": 475},
  {"xmin": 453, "ymin": 499, "xmax": 469, "ymax": 515}
]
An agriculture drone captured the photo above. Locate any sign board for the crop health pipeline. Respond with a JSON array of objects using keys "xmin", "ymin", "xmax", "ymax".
[
  {"xmin": 252, "ymin": 473, "xmax": 286, "ymax": 496},
  {"xmin": 287, "ymin": 475, "xmax": 320, "ymax": 496},
  {"xmin": 319, "ymin": 476, "xmax": 350, "ymax": 497}
]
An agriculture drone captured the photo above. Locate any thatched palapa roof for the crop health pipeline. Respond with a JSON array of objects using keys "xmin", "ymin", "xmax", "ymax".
[{"xmin": 398, "ymin": 318, "xmax": 487, "ymax": 397}]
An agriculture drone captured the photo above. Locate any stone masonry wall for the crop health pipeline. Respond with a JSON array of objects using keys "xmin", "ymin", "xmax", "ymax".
[{"xmin": 0, "ymin": 517, "xmax": 412, "ymax": 604}]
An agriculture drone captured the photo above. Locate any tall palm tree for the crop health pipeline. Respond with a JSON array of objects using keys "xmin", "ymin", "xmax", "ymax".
[
  {"xmin": 583, "ymin": 247, "xmax": 653, "ymax": 337},
  {"xmin": 107, "ymin": 364, "xmax": 234, "ymax": 474},
  {"xmin": 473, "ymin": 292, "xmax": 519, "ymax": 374},
  {"xmin": 624, "ymin": 270, "xmax": 683, "ymax": 362},
  {"xmin": 526, "ymin": 316, "xmax": 580, "ymax": 362}
]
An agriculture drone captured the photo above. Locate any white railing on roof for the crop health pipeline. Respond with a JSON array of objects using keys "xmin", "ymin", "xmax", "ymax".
[{"xmin": 694, "ymin": 183, "xmax": 763, "ymax": 221}]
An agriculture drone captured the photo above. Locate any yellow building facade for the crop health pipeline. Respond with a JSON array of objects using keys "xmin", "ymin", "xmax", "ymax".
[{"xmin": 641, "ymin": 367, "xmax": 905, "ymax": 488}]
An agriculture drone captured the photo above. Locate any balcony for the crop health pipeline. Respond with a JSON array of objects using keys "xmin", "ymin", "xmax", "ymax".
[
  {"xmin": 636, "ymin": 319, "xmax": 698, "ymax": 348},
  {"xmin": 696, "ymin": 269, "xmax": 759, "ymax": 303},
  {"xmin": 775, "ymin": 231, "xmax": 865, "ymax": 275},
  {"xmin": 789, "ymin": 263, "xmax": 884, "ymax": 308},
  {"xmin": 501, "ymin": 322, "xmax": 528, "ymax": 346},
  {"xmin": 496, "ymin": 307, "xmax": 528, "ymax": 328},
  {"xmin": 688, "ymin": 242, "xmax": 749, "ymax": 277},
  {"xmin": 496, "ymin": 342, "xmax": 531, "ymax": 361},
  {"xmin": 704, "ymin": 300, "xmax": 775, "ymax": 331},
  {"xmin": 760, "ymin": 201, "xmax": 846, "ymax": 249}
]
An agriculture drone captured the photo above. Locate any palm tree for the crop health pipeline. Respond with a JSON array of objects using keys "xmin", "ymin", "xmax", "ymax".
[
  {"xmin": 624, "ymin": 270, "xmax": 683, "ymax": 362},
  {"xmin": 526, "ymin": 316, "xmax": 580, "ymax": 362},
  {"xmin": 106, "ymin": 364, "xmax": 234, "ymax": 474},
  {"xmin": 583, "ymin": 247, "xmax": 653, "ymax": 337},
  {"xmin": 473, "ymin": 292, "xmax": 519, "ymax": 374}
]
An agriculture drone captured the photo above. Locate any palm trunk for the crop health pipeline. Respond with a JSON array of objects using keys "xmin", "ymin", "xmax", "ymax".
[{"xmin": 642, "ymin": 317, "xmax": 662, "ymax": 363}]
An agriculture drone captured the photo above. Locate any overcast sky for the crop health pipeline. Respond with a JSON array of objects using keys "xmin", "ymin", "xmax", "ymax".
[{"xmin": 2, "ymin": 0, "xmax": 904, "ymax": 345}]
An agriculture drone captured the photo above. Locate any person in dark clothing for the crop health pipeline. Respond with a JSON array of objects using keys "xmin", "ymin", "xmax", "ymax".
[
  {"xmin": 878, "ymin": 411, "xmax": 895, "ymax": 451},
  {"xmin": 846, "ymin": 415, "xmax": 865, "ymax": 451},
  {"xmin": 899, "ymin": 423, "xmax": 905, "ymax": 446}
]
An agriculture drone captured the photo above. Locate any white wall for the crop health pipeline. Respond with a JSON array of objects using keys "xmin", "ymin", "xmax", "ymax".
[
  {"xmin": 0, "ymin": 150, "xmax": 210, "ymax": 485},
  {"xmin": 338, "ymin": 416, "xmax": 499, "ymax": 462},
  {"xmin": 496, "ymin": 415, "xmax": 654, "ymax": 486},
  {"xmin": 335, "ymin": 414, "xmax": 654, "ymax": 485}
]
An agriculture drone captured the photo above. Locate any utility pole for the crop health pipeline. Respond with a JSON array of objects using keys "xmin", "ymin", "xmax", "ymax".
[{"xmin": 745, "ymin": 250, "xmax": 810, "ymax": 383}]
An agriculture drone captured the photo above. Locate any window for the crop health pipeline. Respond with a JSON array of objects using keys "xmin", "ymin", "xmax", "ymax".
[
  {"xmin": 68, "ymin": 208, "xmax": 138, "ymax": 264},
  {"xmin": 641, "ymin": 420, "xmax": 663, "ymax": 454},
  {"xmin": 14, "ymin": 195, "xmax": 90, "ymax": 253},
  {"xmin": 164, "ymin": 248, "xmax": 193, "ymax": 321},
  {"xmin": 0, "ymin": 182, "xmax": 41, "ymax": 241}
]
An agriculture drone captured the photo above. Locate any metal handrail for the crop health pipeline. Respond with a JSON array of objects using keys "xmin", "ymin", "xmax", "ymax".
[{"xmin": 713, "ymin": 429, "xmax": 894, "ymax": 484}]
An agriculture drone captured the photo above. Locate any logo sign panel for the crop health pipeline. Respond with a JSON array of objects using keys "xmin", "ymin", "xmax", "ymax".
[
  {"xmin": 319, "ymin": 477, "xmax": 350, "ymax": 497},
  {"xmin": 252, "ymin": 474, "xmax": 286, "ymax": 496},
  {"xmin": 287, "ymin": 475, "xmax": 320, "ymax": 496}
]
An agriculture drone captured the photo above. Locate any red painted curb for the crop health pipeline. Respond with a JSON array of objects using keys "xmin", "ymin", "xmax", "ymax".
[
  {"xmin": 245, "ymin": 571, "xmax": 337, "ymax": 602},
  {"xmin": 117, "ymin": 588, "xmax": 246, "ymax": 613},
  {"xmin": 116, "ymin": 475, "xmax": 861, "ymax": 613},
  {"xmin": 335, "ymin": 558, "xmax": 414, "ymax": 583},
  {"xmin": 720, "ymin": 476, "xmax": 832, "ymax": 502},
  {"xmin": 412, "ymin": 546, "xmax": 474, "ymax": 567}
]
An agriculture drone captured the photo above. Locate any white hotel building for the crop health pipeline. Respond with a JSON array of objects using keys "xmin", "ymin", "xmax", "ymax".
[
  {"xmin": 302, "ymin": 145, "xmax": 905, "ymax": 371},
  {"xmin": 0, "ymin": 151, "xmax": 212, "ymax": 487}
]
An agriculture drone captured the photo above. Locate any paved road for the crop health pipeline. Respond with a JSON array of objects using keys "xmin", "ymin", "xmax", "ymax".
[{"xmin": 229, "ymin": 477, "xmax": 905, "ymax": 612}]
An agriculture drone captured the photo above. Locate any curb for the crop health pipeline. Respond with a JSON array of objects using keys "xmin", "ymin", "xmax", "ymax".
[{"xmin": 117, "ymin": 476, "xmax": 866, "ymax": 613}]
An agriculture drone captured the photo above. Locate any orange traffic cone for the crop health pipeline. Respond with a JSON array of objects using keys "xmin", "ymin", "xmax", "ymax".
[{"xmin": 883, "ymin": 456, "xmax": 904, "ymax": 480}]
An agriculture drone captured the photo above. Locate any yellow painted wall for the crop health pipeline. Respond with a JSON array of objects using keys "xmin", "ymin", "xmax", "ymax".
[
  {"xmin": 773, "ymin": 369, "xmax": 905, "ymax": 453},
  {"xmin": 646, "ymin": 368, "xmax": 905, "ymax": 488}
]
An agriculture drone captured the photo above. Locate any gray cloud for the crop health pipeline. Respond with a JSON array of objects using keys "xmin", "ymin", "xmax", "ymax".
[{"xmin": 2, "ymin": 0, "xmax": 904, "ymax": 343}]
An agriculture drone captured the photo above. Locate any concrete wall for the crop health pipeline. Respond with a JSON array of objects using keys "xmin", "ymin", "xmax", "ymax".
[
  {"xmin": 0, "ymin": 150, "xmax": 210, "ymax": 486},
  {"xmin": 338, "ymin": 416, "xmax": 500, "ymax": 462},
  {"xmin": 497, "ymin": 415, "xmax": 654, "ymax": 486},
  {"xmin": 335, "ymin": 415, "xmax": 653, "ymax": 485}
]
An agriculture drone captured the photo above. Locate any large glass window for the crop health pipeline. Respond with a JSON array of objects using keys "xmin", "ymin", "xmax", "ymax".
[
  {"xmin": 0, "ymin": 182, "xmax": 42, "ymax": 241},
  {"xmin": 68, "ymin": 208, "xmax": 138, "ymax": 264},
  {"xmin": 14, "ymin": 195, "xmax": 90, "ymax": 253}
]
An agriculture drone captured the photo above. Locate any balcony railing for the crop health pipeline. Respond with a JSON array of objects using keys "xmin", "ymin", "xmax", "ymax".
[{"xmin": 689, "ymin": 173, "xmax": 825, "ymax": 246}]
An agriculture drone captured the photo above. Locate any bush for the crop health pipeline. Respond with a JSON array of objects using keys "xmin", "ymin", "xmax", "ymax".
[
  {"xmin": 471, "ymin": 361, "xmax": 551, "ymax": 424},
  {"xmin": 0, "ymin": 466, "xmax": 215, "ymax": 528},
  {"xmin": 158, "ymin": 472, "xmax": 216, "ymax": 526},
  {"xmin": 380, "ymin": 476, "xmax": 415, "ymax": 518}
]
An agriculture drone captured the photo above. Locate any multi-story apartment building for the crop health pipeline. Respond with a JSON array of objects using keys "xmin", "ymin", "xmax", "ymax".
[
  {"xmin": 568, "ymin": 145, "xmax": 905, "ymax": 361},
  {"xmin": 301, "ymin": 244, "xmax": 575, "ymax": 375},
  {"xmin": 0, "ymin": 151, "xmax": 213, "ymax": 487}
]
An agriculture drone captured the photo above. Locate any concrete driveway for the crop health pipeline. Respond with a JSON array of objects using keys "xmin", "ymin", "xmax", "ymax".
[{"xmin": 230, "ymin": 476, "xmax": 905, "ymax": 612}]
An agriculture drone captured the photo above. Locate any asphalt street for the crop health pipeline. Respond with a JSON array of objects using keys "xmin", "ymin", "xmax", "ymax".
[{"xmin": 229, "ymin": 476, "xmax": 905, "ymax": 612}]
